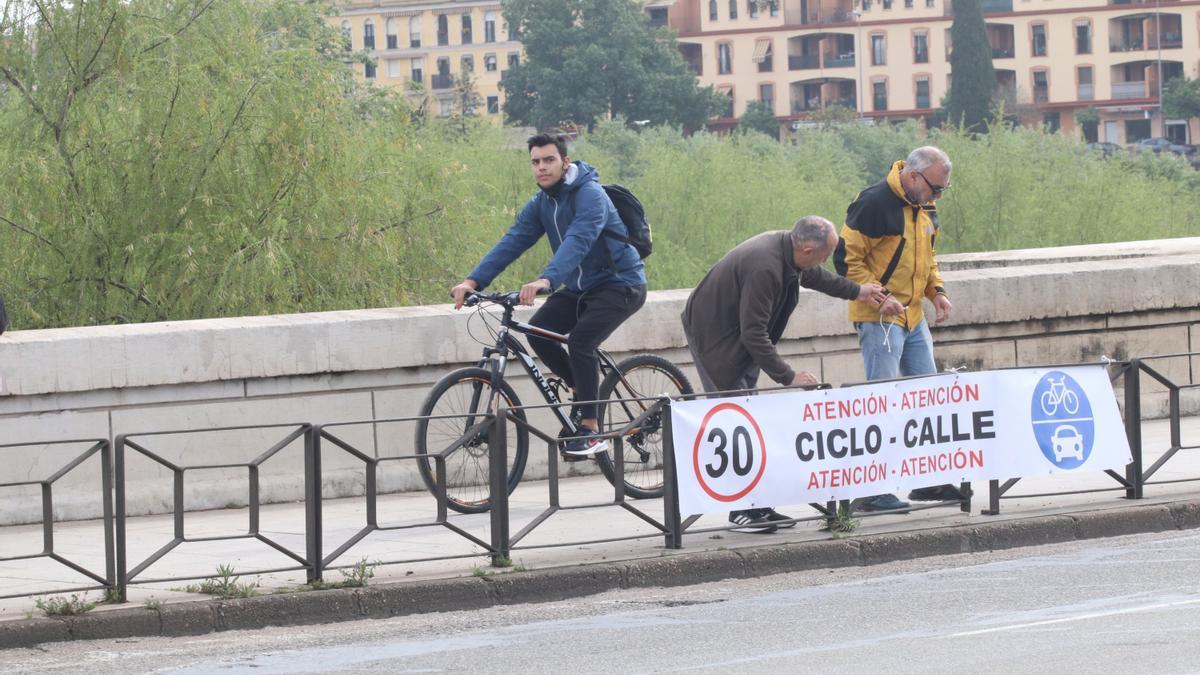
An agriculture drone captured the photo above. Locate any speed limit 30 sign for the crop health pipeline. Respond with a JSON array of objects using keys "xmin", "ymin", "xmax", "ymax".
[{"xmin": 691, "ymin": 402, "xmax": 767, "ymax": 502}]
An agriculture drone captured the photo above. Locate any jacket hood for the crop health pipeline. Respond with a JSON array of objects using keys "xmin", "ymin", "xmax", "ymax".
[
  {"xmin": 887, "ymin": 160, "xmax": 918, "ymax": 206},
  {"xmin": 541, "ymin": 161, "xmax": 598, "ymax": 197}
]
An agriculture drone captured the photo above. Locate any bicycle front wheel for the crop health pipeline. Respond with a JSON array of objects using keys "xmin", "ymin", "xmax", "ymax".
[
  {"xmin": 595, "ymin": 354, "xmax": 694, "ymax": 500},
  {"xmin": 414, "ymin": 367, "xmax": 530, "ymax": 514}
]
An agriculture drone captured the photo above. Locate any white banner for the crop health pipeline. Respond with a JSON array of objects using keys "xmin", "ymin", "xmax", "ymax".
[{"xmin": 670, "ymin": 365, "xmax": 1131, "ymax": 515}]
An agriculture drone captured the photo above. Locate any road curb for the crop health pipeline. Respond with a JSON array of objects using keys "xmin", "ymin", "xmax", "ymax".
[{"xmin": 3, "ymin": 498, "xmax": 1199, "ymax": 650}]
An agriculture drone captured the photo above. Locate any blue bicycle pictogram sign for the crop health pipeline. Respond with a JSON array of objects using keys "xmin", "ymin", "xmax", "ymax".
[{"xmin": 1030, "ymin": 371, "xmax": 1094, "ymax": 469}]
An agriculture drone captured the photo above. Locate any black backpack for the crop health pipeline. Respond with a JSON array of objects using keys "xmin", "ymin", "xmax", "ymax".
[{"xmin": 601, "ymin": 184, "xmax": 653, "ymax": 259}]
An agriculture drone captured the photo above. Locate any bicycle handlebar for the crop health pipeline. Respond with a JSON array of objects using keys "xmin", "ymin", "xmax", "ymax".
[{"xmin": 462, "ymin": 288, "xmax": 550, "ymax": 308}]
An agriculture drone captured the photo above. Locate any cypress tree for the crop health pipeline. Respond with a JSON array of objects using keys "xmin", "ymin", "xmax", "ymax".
[{"xmin": 945, "ymin": 0, "xmax": 997, "ymax": 131}]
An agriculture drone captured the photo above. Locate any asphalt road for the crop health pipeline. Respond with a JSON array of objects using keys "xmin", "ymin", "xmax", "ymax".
[{"xmin": 4, "ymin": 530, "xmax": 1200, "ymax": 674}]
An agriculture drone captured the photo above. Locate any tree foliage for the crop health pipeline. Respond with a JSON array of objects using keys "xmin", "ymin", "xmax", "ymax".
[
  {"xmin": 738, "ymin": 100, "xmax": 779, "ymax": 139},
  {"xmin": 498, "ymin": 0, "xmax": 721, "ymax": 130},
  {"xmin": 1162, "ymin": 76, "xmax": 1200, "ymax": 120},
  {"xmin": 0, "ymin": 0, "xmax": 421, "ymax": 327},
  {"xmin": 944, "ymin": 0, "xmax": 996, "ymax": 131}
]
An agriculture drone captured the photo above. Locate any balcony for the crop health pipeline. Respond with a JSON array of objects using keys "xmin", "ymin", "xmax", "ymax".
[
  {"xmin": 789, "ymin": 54, "xmax": 820, "ymax": 70},
  {"xmin": 825, "ymin": 52, "xmax": 855, "ymax": 68},
  {"xmin": 991, "ymin": 46, "xmax": 1014, "ymax": 58},
  {"xmin": 1112, "ymin": 81, "xmax": 1147, "ymax": 99},
  {"xmin": 1110, "ymin": 38, "xmax": 1145, "ymax": 52},
  {"xmin": 431, "ymin": 73, "xmax": 454, "ymax": 89},
  {"xmin": 792, "ymin": 98, "xmax": 822, "ymax": 113},
  {"xmin": 981, "ymin": 0, "xmax": 1013, "ymax": 12}
]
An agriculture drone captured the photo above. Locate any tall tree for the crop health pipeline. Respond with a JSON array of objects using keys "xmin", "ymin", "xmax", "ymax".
[
  {"xmin": 739, "ymin": 100, "xmax": 780, "ymax": 140},
  {"xmin": 1162, "ymin": 76, "xmax": 1200, "ymax": 121},
  {"xmin": 499, "ymin": 0, "xmax": 722, "ymax": 130},
  {"xmin": 944, "ymin": 0, "xmax": 996, "ymax": 131}
]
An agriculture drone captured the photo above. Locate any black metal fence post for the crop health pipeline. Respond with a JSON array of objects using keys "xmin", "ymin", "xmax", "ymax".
[
  {"xmin": 305, "ymin": 425, "xmax": 323, "ymax": 583},
  {"xmin": 660, "ymin": 399, "xmax": 683, "ymax": 550},
  {"xmin": 489, "ymin": 408, "xmax": 511, "ymax": 564},
  {"xmin": 1124, "ymin": 359, "xmax": 1144, "ymax": 499},
  {"xmin": 114, "ymin": 434, "xmax": 129, "ymax": 601},
  {"xmin": 100, "ymin": 439, "xmax": 116, "ymax": 596}
]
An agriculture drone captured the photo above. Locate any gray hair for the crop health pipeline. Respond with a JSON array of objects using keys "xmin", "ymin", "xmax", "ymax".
[
  {"xmin": 789, "ymin": 216, "xmax": 835, "ymax": 249},
  {"xmin": 905, "ymin": 145, "xmax": 951, "ymax": 173}
]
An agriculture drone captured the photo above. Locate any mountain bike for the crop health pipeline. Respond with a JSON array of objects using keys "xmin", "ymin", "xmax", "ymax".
[{"xmin": 414, "ymin": 290, "xmax": 693, "ymax": 514}]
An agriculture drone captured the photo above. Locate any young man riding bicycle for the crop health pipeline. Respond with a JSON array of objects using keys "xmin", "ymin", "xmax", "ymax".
[{"xmin": 450, "ymin": 133, "xmax": 647, "ymax": 458}]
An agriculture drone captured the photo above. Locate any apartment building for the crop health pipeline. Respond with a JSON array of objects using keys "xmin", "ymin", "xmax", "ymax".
[
  {"xmin": 664, "ymin": 0, "xmax": 1200, "ymax": 144},
  {"xmin": 333, "ymin": 1, "xmax": 522, "ymax": 119}
]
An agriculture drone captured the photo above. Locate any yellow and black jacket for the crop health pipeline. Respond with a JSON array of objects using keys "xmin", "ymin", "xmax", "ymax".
[{"xmin": 834, "ymin": 160, "xmax": 946, "ymax": 328}]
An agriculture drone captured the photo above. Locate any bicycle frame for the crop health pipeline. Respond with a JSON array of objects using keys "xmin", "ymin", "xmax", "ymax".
[{"xmin": 474, "ymin": 298, "xmax": 625, "ymax": 431}]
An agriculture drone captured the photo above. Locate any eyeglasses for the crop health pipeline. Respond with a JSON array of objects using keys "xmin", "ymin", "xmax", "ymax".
[{"xmin": 915, "ymin": 169, "xmax": 950, "ymax": 195}]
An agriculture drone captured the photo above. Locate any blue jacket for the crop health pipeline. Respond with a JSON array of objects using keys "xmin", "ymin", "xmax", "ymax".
[{"xmin": 468, "ymin": 161, "xmax": 646, "ymax": 293}]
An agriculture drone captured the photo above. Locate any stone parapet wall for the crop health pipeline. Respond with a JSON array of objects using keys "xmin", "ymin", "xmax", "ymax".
[{"xmin": 2, "ymin": 238, "xmax": 1198, "ymax": 524}]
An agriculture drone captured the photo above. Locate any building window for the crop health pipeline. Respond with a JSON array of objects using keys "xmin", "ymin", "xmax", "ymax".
[
  {"xmin": 437, "ymin": 14, "xmax": 448, "ymax": 46},
  {"xmin": 759, "ymin": 82, "xmax": 774, "ymax": 104},
  {"xmin": 409, "ymin": 16, "xmax": 421, "ymax": 48},
  {"xmin": 913, "ymin": 32, "xmax": 928, "ymax": 63},
  {"xmin": 926, "ymin": 0, "xmax": 935, "ymax": 6},
  {"xmin": 718, "ymin": 86, "xmax": 734, "ymax": 116},
  {"xmin": 1032, "ymin": 70, "xmax": 1048, "ymax": 102},
  {"xmin": 484, "ymin": 53, "xmax": 497, "ymax": 72},
  {"xmin": 1077, "ymin": 65, "xmax": 1093, "ymax": 100},
  {"xmin": 387, "ymin": 59, "xmax": 400, "ymax": 78},
  {"xmin": 873, "ymin": 80, "xmax": 887, "ymax": 111},
  {"xmin": 915, "ymin": 76, "xmax": 930, "ymax": 108},
  {"xmin": 341, "ymin": 21, "xmax": 351, "ymax": 51},
  {"xmin": 871, "ymin": 33, "xmax": 886, "ymax": 65},
  {"xmin": 386, "ymin": 18, "xmax": 398, "ymax": 49},
  {"xmin": 1043, "ymin": 112, "xmax": 1060, "ymax": 133},
  {"xmin": 1031, "ymin": 23, "xmax": 1047, "ymax": 57},
  {"xmin": 728, "ymin": 0, "xmax": 738, "ymax": 19},
  {"xmin": 462, "ymin": 55, "xmax": 474, "ymax": 73},
  {"xmin": 411, "ymin": 58, "xmax": 423, "ymax": 85},
  {"xmin": 508, "ymin": 52, "xmax": 520, "ymax": 68},
  {"xmin": 709, "ymin": 0, "xmax": 718, "ymax": 21},
  {"xmin": 461, "ymin": 14, "xmax": 472, "ymax": 44},
  {"xmin": 364, "ymin": 61, "xmax": 376, "ymax": 79},
  {"xmin": 748, "ymin": 0, "xmax": 758, "ymax": 18},
  {"xmin": 1074, "ymin": 20, "xmax": 1091, "ymax": 55},
  {"xmin": 485, "ymin": 11, "xmax": 497, "ymax": 43},
  {"xmin": 487, "ymin": 96, "xmax": 500, "ymax": 114},
  {"xmin": 717, "ymin": 42, "xmax": 732, "ymax": 74},
  {"xmin": 440, "ymin": 99, "xmax": 453, "ymax": 117},
  {"xmin": 363, "ymin": 19, "xmax": 375, "ymax": 50},
  {"xmin": 905, "ymin": 0, "xmax": 913, "ymax": 8},
  {"xmin": 883, "ymin": 0, "xmax": 893, "ymax": 9},
  {"xmin": 753, "ymin": 39, "xmax": 773, "ymax": 72}
]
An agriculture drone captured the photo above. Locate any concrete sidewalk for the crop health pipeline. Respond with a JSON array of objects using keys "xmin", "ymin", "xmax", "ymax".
[{"xmin": 1, "ymin": 415, "xmax": 1198, "ymax": 648}]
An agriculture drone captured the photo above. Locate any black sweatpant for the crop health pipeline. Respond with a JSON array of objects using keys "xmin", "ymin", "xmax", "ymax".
[{"xmin": 527, "ymin": 284, "xmax": 647, "ymax": 420}]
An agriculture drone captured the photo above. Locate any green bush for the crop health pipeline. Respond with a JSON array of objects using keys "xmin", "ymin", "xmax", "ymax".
[{"xmin": 1, "ymin": 2, "xmax": 1195, "ymax": 330}]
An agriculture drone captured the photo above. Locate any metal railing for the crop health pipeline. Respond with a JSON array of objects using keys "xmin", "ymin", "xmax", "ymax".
[
  {"xmin": 978, "ymin": 358, "xmax": 1200, "ymax": 515},
  {"xmin": 114, "ymin": 424, "xmax": 314, "ymax": 600},
  {"xmin": 311, "ymin": 412, "xmax": 507, "ymax": 576},
  {"xmin": 4, "ymin": 353, "xmax": 1198, "ymax": 599},
  {"xmin": 0, "ymin": 438, "xmax": 114, "ymax": 600}
]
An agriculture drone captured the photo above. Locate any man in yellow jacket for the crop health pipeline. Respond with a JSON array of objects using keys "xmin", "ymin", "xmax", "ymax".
[{"xmin": 834, "ymin": 146, "xmax": 958, "ymax": 511}]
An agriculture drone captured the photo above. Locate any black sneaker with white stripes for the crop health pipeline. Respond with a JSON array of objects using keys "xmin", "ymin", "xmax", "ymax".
[
  {"xmin": 728, "ymin": 509, "xmax": 778, "ymax": 534},
  {"xmin": 761, "ymin": 507, "xmax": 796, "ymax": 529}
]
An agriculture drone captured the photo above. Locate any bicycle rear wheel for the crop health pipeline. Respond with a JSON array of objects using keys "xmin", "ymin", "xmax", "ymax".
[
  {"xmin": 414, "ymin": 367, "xmax": 529, "ymax": 514},
  {"xmin": 595, "ymin": 354, "xmax": 693, "ymax": 500}
]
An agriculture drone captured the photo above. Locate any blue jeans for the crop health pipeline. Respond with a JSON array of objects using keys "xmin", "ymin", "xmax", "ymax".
[{"xmin": 855, "ymin": 319, "xmax": 936, "ymax": 380}]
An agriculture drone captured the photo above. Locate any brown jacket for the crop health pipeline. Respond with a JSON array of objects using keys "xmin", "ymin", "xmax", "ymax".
[{"xmin": 681, "ymin": 231, "xmax": 860, "ymax": 388}]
